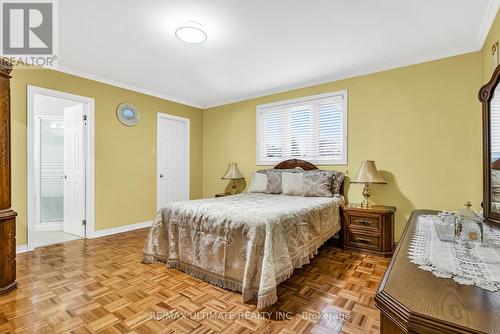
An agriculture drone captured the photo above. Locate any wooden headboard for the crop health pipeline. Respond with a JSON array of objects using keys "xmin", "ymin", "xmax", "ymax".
[
  {"xmin": 493, "ymin": 159, "xmax": 500, "ymax": 170},
  {"xmin": 273, "ymin": 158, "xmax": 318, "ymax": 171},
  {"xmin": 272, "ymin": 159, "xmax": 344, "ymax": 195}
]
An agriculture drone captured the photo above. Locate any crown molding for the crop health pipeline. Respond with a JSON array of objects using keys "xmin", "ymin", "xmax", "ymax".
[
  {"xmin": 55, "ymin": 66, "xmax": 203, "ymax": 109},
  {"xmin": 476, "ymin": 0, "xmax": 500, "ymax": 49},
  {"xmin": 203, "ymin": 44, "xmax": 479, "ymax": 108},
  {"xmin": 54, "ymin": 0, "xmax": 499, "ymax": 111},
  {"xmin": 57, "ymin": 42, "xmax": 481, "ymax": 111}
]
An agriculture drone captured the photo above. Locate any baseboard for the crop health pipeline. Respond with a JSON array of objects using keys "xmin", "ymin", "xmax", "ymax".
[
  {"xmin": 16, "ymin": 245, "xmax": 28, "ymax": 254},
  {"xmin": 89, "ymin": 220, "xmax": 152, "ymax": 238},
  {"xmin": 16, "ymin": 221, "xmax": 152, "ymax": 253}
]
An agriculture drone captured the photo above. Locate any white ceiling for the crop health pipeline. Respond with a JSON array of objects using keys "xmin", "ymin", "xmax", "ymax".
[{"xmin": 58, "ymin": 0, "xmax": 500, "ymax": 108}]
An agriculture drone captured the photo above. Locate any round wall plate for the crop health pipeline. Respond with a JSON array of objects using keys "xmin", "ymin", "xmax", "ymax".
[{"xmin": 116, "ymin": 103, "xmax": 140, "ymax": 127}]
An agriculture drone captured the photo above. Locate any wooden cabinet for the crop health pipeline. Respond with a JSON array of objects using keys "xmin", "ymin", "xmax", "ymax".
[
  {"xmin": 0, "ymin": 62, "xmax": 17, "ymax": 295},
  {"xmin": 342, "ymin": 204, "xmax": 395, "ymax": 257},
  {"xmin": 376, "ymin": 210, "xmax": 500, "ymax": 333}
]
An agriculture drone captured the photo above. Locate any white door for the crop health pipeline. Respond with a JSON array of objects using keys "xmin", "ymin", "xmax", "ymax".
[
  {"xmin": 157, "ymin": 114, "xmax": 189, "ymax": 210},
  {"xmin": 63, "ymin": 104, "xmax": 86, "ymax": 237}
]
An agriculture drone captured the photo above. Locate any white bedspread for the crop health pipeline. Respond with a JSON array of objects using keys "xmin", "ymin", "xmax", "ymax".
[{"xmin": 143, "ymin": 193, "xmax": 343, "ymax": 308}]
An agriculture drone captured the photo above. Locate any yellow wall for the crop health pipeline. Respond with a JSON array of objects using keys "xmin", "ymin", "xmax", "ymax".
[
  {"xmin": 13, "ymin": 12, "xmax": 500, "ymax": 245},
  {"xmin": 482, "ymin": 10, "xmax": 500, "ymax": 83},
  {"xmin": 11, "ymin": 69, "xmax": 203, "ymax": 245},
  {"xmin": 203, "ymin": 53, "xmax": 483, "ymax": 239}
]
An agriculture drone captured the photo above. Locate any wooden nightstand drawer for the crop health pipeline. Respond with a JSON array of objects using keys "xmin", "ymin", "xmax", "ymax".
[
  {"xmin": 349, "ymin": 214, "xmax": 381, "ymax": 231},
  {"xmin": 347, "ymin": 231, "xmax": 381, "ymax": 250},
  {"xmin": 342, "ymin": 204, "xmax": 396, "ymax": 257}
]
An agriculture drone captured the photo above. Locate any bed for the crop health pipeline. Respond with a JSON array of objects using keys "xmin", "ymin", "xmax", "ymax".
[{"xmin": 143, "ymin": 159, "xmax": 345, "ymax": 308}]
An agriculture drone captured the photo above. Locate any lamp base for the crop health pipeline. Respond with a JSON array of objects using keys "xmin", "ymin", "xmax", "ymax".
[
  {"xmin": 230, "ymin": 180, "xmax": 237, "ymax": 195},
  {"xmin": 361, "ymin": 184, "xmax": 373, "ymax": 209}
]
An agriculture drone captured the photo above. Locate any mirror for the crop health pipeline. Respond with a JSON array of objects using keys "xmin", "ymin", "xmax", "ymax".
[
  {"xmin": 480, "ymin": 65, "xmax": 500, "ymax": 224},
  {"xmin": 491, "ymin": 86, "xmax": 500, "ymax": 215}
]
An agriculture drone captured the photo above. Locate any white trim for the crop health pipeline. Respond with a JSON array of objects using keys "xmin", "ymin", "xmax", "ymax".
[
  {"xmin": 27, "ymin": 85, "xmax": 96, "ymax": 251},
  {"xmin": 34, "ymin": 116, "xmax": 40, "ymax": 223},
  {"xmin": 16, "ymin": 245, "xmax": 28, "ymax": 254},
  {"xmin": 202, "ymin": 44, "xmax": 478, "ymax": 108},
  {"xmin": 476, "ymin": 0, "xmax": 500, "ymax": 49},
  {"xmin": 256, "ymin": 90, "xmax": 348, "ymax": 166},
  {"xmin": 156, "ymin": 112, "xmax": 191, "ymax": 211},
  {"xmin": 46, "ymin": 5, "xmax": 497, "ymax": 112},
  {"xmin": 15, "ymin": 220, "xmax": 151, "ymax": 253},
  {"xmin": 56, "ymin": 66, "xmax": 203, "ymax": 109},
  {"xmin": 34, "ymin": 0, "xmax": 500, "ymax": 111},
  {"xmin": 90, "ymin": 221, "xmax": 152, "ymax": 239},
  {"xmin": 16, "ymin": 221, "xmax": 151, "ymax": 253}
]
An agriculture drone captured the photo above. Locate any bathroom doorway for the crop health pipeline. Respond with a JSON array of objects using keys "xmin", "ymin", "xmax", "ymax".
[{"xmin": 27, "ymin": 86, "xmax": 95, "ymax": 250}]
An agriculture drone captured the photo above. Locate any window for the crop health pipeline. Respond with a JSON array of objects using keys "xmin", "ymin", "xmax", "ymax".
[{"xmin": 256, "ymin": 90, "xmax": 347, "ymax": 165}]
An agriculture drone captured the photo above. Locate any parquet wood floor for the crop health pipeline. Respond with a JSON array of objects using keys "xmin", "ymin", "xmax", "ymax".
[{"xmin": 0, "ymin": 228, "xmax": 390, "ymax": 334}]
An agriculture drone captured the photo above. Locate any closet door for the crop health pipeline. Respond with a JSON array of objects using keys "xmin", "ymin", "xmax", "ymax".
[{"xmin": 157, "ymin": 114, "xmax": 189, "ymax": 210}]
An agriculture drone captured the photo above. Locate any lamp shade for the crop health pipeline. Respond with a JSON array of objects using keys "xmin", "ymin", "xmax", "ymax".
[
  {"xmin": 352, "ymin": 160, "xmax": 386, "ymax": 184},
  {"xmin": 222, "ymin": 162, "xmax": 244, "ymax": 180}
]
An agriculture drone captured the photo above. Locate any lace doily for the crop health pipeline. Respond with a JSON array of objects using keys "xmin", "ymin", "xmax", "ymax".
[{"xmin": 408, "ymin": 215, "xmax": 500, "ymax": 292}]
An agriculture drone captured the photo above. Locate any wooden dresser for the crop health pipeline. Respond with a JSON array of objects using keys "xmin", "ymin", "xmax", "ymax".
[
  {"xmin": 342, "ymin": 204, "xmax": 395, "ymax": 257},
  {"xmin": 0, "ymin": 62, "xmax": 17, "ymax": 295},
  {"xmin": 375, "ymin": 210, "xmax": 500, "ymax": 334}
]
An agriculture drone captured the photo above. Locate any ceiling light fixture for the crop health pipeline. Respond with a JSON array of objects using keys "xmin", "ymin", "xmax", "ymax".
[{"xmin": 175, "ymin": 21, "xmax": 207, "ymax": 44}]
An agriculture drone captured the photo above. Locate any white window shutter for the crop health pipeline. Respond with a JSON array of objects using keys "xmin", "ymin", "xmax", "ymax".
[{"xmin": 256, "ymin": 90, "xmax": 347, "ymax": 165}]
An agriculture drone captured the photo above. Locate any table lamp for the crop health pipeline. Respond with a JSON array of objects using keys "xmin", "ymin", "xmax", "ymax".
[
  {"xmin": 222, "ymin": 162, "xmax": 244, "ymax": 195},
  {"xmin": 351, "ymin": 160, "xmax": 386, "ymax": 208}
]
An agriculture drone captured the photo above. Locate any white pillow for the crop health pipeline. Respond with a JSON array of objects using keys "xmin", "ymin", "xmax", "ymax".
[
  {"xmin": 248, "ymin": 172, "xmax": 268, "ymax": 193},
  {"xmin": 281, "ymin": 172, "xmax": 304, "ymax": 196}
]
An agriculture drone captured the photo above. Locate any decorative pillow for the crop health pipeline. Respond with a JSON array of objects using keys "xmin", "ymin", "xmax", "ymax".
[
  {"xmin": 303, "ymin": 170, "xmax": 334, "ymax": 197},
  {"xmin": 281, "ymin": 172, "xmax": 304, "ymax": 196},
  {"xmin": 256, "ymin": 169, "xmax": 301, "ymax": 194},
  {"xmin": 247, "ymin": 172, "xmax": 268, "ymax": 193},
  {"xmin": 331, "ymin": 171, "xmax": 345, "ymax": 195}
]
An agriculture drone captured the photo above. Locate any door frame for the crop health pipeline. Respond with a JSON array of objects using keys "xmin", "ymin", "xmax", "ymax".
[
  {"xmin": 27, "ymin": 85, "xmax": 96, "ymax": 251},
  {"xmin": 156, "ymin": 112, "xmax": 190, "ymax": 211}
]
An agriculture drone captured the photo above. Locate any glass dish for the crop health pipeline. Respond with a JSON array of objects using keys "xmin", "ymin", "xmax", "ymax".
[{"xmin": 434, "ymin": 211, "xmax": 455, "ymax": 242}]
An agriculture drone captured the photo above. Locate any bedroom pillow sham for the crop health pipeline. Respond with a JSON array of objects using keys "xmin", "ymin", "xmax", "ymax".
[
  {"xmin": 331, "ymin": 170, "xmax": 345, "ymax": 195},
  {"xmin": 256, "ymin": 168, "xmax": 345, "ymax": 196},
  {"xmin": 303, "ymin": 170, "xmax": 334, "ymax": 197},
  {"xmin": 247, "ymin": 172, "xmax": 268, "ymax": 193},
  {"xmin": 281, "ymin": 172, "xmax": 304, "ymax": 196},
  {"xmin": 256, "ymin": 169, "xmax": 301, "ymax": 194}
]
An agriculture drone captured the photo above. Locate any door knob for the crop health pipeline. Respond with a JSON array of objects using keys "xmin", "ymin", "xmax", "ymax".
[
  {"xmin": 63, "ymin": 175, "xmax": 67, "ymax": 179},
  {"xmin": 160, "ymin": 174, "xmax": 164, "ymax": 178}
]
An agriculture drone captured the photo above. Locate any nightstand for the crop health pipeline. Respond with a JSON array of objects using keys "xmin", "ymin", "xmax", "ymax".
[
  {"xmin": 342, "ymin": 204, "xmax": 396, "ymax": 257},
  {"xmin": 215, "ymin": 193, "xmax": 232, "ymax": 198}
]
